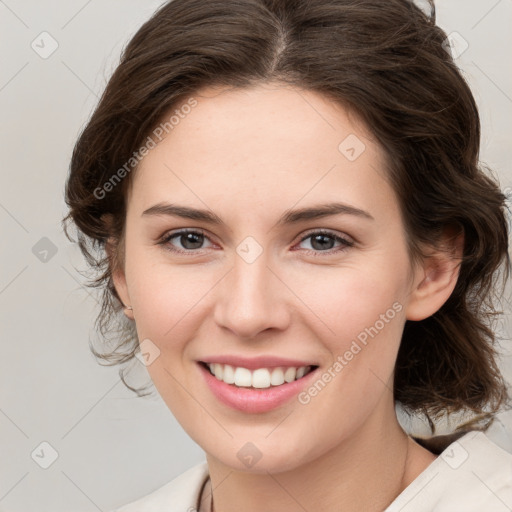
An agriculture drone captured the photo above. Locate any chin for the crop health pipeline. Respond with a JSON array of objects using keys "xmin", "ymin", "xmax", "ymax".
[{"xmin": 206, "ymin": 440, "xmax": 311, "ymax": 475}]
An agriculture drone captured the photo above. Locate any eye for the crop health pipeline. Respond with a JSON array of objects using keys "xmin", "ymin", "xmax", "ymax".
[
  {"xmin": 157, "ymin": 228, "xmax": 354, "ymax": 256},
  {"xmin": 158, "ymin": 229, "xmax": 215, "ymax": 254},
  {"xmin": 295, "ymin": 230, "xmax": 354, "ymax": 256}
]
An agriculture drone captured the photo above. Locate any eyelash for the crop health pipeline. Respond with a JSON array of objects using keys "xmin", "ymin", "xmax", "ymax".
[{"xmin": 157, "ymin": 228, "xmax": 354, "ymax": 257}]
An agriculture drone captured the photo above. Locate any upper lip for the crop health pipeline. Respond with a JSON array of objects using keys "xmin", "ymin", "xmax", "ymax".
[{"xmin": 198, "ymin": 355, "xmax": 318, "ymax": 370}]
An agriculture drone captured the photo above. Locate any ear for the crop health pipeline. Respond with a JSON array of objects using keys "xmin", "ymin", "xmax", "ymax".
[
  {"xmin": 405, "ymin": 225, "xmax": 464, "ymax": 321},
  {"xmin": 103, "ymin": 215, "xmax": 134, "ymax": 321}
]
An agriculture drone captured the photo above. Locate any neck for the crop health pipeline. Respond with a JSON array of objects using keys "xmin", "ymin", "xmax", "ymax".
[{"xmin": 204, "ymin": 397, "xmax": 433, "ymax": 512}]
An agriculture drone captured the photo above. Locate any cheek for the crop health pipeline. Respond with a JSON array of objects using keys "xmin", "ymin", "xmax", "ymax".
[
  {"xmin": 127, "ymin": 253, "xmax": 214, "ymax": 341},
  {"xmin": 291, "ymin": 267, "xmax": 407, "ymax": 438},
  {"xmin": 286, "ymin": 260, "xmax": 407, "ymax": 342},
  {"xmin": 126, "ymin": 260, "xmax": 214, "ymax": 412},
  {"xmin": 282, "ymin": 260, "xmax": 409, "ymax": 400}
]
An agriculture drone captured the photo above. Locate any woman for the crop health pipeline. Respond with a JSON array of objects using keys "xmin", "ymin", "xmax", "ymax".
[{"xmin": 62, "ymin": 0, "xmax": 512, "ymax": 510}]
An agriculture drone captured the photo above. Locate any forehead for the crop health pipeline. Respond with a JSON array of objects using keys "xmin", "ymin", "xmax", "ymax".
[{"xmin": 128, "ymin": 83, "xmax": 398, "ymax": 224}]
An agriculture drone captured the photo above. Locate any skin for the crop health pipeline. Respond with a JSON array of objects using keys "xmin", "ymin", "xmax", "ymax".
[{"xmin": 110, "ymin": 82, "xmax": 463, "ymax": 512}]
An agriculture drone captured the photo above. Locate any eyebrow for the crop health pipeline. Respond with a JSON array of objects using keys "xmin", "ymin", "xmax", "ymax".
[{"xmin": 142, "ymin": 201, "xmax": 374, "ymax": 226}]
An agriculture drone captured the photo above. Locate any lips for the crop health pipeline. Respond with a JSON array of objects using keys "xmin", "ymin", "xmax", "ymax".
[{"xmin": 196, "ymin": 358, "xmax": 320, "ymax": 413}]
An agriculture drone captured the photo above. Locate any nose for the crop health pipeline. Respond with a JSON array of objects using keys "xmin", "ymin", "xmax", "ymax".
[{"xmin": 213, "ymin": 250, "xmax": 291, "ymax": 339}]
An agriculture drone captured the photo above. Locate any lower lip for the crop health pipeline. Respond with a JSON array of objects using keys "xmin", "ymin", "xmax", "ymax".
[{"xmin": 197, "ymin": 362, "xmax": 319, "ymax": 413}]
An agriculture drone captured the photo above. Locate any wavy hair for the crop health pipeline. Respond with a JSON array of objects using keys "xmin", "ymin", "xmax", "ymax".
[{"xmin": 62, "ymin": 0, "xmax": 511, "ymax": 435}]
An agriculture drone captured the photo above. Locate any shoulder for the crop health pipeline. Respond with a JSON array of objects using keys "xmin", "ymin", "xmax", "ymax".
[
  {"xmin": 110, "ymin": 460, "xmax": 209, "ymax": 512},
  {"xmin": 387, "ymin": 431, "xmax": 512, "ymax": 512}
]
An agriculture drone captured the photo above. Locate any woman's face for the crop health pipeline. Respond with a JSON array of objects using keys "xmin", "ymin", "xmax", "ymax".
[{"xmin": 114, "ymin": 82, "xmax": 426, "ymax": 472}]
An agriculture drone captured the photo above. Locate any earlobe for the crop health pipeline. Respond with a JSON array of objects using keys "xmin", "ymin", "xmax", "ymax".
[
  {"xmin": 105, "ymin": 235, "xmax": 134, "ymax": 321},
  {"xmin": 405, "ymin": 227, "xmax": 464, "ymax": 321},
  {"xmin": 112, "ymin": 267, "xmax": 134, "ymax": 320}
]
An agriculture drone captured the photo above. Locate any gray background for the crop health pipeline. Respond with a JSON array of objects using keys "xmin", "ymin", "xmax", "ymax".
[{"xmin": 0, "ymin": 1, "xmax": 511, "ymax": 510}]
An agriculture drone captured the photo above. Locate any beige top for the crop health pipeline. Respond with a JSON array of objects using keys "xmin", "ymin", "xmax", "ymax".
[{"xmin": 112, "ymin": 431, "xmax": 512, "ymax": 512}]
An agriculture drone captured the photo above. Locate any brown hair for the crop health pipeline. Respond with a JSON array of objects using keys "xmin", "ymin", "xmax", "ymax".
[{"xmin": 62, "ymin": 0, "xmax": 511, "ymax": 435}]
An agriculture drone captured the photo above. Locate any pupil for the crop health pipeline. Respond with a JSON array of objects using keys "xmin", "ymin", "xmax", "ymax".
[
  {"xmin": 311, "ymin": 234, "xmax": 334, "ymax": 251},
  {"xmin": 182, "ymin": 233, "xmax": 203, "ymax": 249}
]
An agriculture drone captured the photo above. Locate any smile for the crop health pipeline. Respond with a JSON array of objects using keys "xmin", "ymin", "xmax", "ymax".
[
  {"xmin": 197, "ymin": 361, "xmax": 320, "ymax": 413},
  {"xmin": 201, "ymin": 362, "xmax": 317, "ymax": 389}
]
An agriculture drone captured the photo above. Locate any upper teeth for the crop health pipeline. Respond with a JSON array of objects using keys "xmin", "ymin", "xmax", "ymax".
[{"xmin": 207, "ymin": 363, "xmax": 313, "ymax": 388}]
